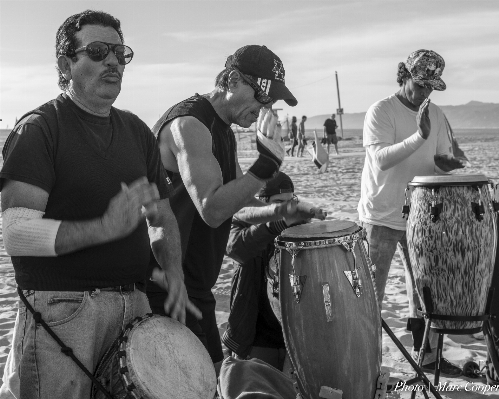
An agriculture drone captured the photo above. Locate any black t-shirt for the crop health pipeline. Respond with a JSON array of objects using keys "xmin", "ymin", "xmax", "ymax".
[
  {"xmin": 324, "ymin": 118, "xmax": 338, "ymax": 135},
  {"xmin": 0, "ymin": 94, "xmax": 172, "ymax": 290},
  {"xmin": 148, "ymin": 94, "xmax": 237, "ymax": 297}
]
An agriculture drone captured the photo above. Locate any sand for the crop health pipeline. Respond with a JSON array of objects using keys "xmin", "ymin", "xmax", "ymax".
[{"xmin": 1, "ymin": 132, "xmax": 499, "ymax": 398}]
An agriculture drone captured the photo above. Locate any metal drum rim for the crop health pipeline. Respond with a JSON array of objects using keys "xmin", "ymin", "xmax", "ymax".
[
  {"xmin": 275, "ymin": 227, "xmax": 365, "ymax": 250},
  {"xmin": 409, "ymin": 174, "xmax": 490, "ymax": 187}
]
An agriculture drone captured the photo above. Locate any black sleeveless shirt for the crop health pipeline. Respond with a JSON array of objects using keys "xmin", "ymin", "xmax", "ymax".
[{"xmin": 148, "ymin": 94, "xmax": 237, "ymax": 297}]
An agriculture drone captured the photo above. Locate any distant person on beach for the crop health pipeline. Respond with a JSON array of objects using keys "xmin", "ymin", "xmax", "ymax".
[
  {"xmin": 0, "ymin": 10, "xmax": 193, "ymax": 398},
  {"xmin": 357, "ymin": 49, "xmax": 465, "ymax": 377},
  {"xmin": 222, "ymin": 172, "xmax": 298, "ymax": 370},
  {"xmin": 297, "ymin": 115, "xmax": 307, "ymax": 157},
  {"xmin": 286, "ymin": 116, "xmax": 298, "ymax": 156},
  {"xmin": 145, "ymin": 45, "xmax": 326, "ymax": 372},
  {"xmin": 323, "ymin": 113, "xmax": 339, "ymax": 154}
]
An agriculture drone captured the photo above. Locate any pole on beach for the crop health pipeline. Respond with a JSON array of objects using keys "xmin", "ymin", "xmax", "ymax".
[{"xmin": 335, "ymin": 71, "xmax": 344, "ymax": 138}]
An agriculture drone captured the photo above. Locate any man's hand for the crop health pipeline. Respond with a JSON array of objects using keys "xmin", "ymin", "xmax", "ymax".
[
  {"xmin": 248, "ymin": 108, "xmax": 285, "ymax": 181},
  {"xmin": 256, "ymin": 108, "xmax": 284, "ymax": 160},
  {"xmin": 434, "ymin": 154, "xmax": 466, "ymax": 172},
  {"xmin": 151, "ymin": 267, "xmax": 202, "ymax": 324},
  {"xmin": 276, "ymin": 198, "xmax": 327, "ymax": 226},
  {"xmin": 417, "ymin": 98, "xmax": 431, "ymax": 139},
  {"xmin": 101, "ymin": 177, "xmax": 160, "ymax": 241}
]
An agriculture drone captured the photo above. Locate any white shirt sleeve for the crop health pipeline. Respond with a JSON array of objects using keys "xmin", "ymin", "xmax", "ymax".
[
  {"xmin": 2, "ymin": 207, "xmax": 61, "ymax": 256},
  {"xmin": 368, "ymin": 133, "xmax": 426, "ymax": 171}
]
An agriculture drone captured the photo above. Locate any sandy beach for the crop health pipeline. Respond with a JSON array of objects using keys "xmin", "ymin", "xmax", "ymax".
[{"xmin": 1, "ymin": 129, "xmax": 499, "ymax": 398}]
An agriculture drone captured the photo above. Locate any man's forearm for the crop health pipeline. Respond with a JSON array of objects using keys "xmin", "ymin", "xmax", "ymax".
[
  {"xmin": 370, "ymin": 132, "xmax": 425, "ymax": 171},
  {"xmin": 55, "ymin": 218, "xmax": 112, "ymax": 255},
  {"xmin": 233, "ymin": 196, "xmax": 282, "ymax": 224},
  {"xmin": 149, "ymin": 200, "xmax": 183, "ymax": 278},
  {"xmin": 198, "ymin": 173, "xmax": 265, "ymax": 227}
]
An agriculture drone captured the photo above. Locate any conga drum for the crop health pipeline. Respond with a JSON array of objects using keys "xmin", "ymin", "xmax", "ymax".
[
  {"xmin": 406, "ymin": 174, "xmax": 497, "ymax": 332},
  {"xmin": 275, "ymin": 220, "xmax": 382, "ymax": 399},
  {"xmin": 91, "ymin": 314, "xmax": 216, "ymax": 399}
]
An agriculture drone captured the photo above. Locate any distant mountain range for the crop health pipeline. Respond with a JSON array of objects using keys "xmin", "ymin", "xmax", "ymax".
[{"xmin": 305, "ymin": 101, "xmax": 499, "ymax": 130}]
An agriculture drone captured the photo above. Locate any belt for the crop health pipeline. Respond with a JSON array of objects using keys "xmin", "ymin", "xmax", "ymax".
[{"xmin": 91, "ymin": 283, "xmax": 145, "ymax": 294}]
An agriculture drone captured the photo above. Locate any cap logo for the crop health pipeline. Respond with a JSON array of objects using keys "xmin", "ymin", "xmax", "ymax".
[
  {"xmin": 257, "ymin": 78, "xmax": 271, "ymax": 94},
  {"xmin": 272, "ymin": 59, "xmax": 285, "ymax": 82}
]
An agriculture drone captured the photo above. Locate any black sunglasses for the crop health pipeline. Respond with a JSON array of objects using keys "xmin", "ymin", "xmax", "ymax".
[
  {"xmin": 73, "ymin": 41, "xmax": 134, "ymax": 65},
  {"xmin": 235, "ymin": 68, "xmax": 274, "ymax": 105}
]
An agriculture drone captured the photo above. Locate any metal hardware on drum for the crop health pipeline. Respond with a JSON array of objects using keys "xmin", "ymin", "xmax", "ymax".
[
  {"xmin": 341, "ymin": 241, "xmax": 363, "ymax": 297},
  {"xmin": 322, "ymin": 284, "xmax": 333, "ymax": 322},
  {"xmin": 402, "ymin": 187, "xmax": 411, "ymax": 219},
  {"xmin": 289, "ymin": 274, "xmax": 307, "ymax": 303},
  {"xmin": 281, "ymin": 241, "xmax": 307, "ymax": 303},
  {"xmin": 429, "ymin": 188, "xmax": 442, "ymax": 223}
]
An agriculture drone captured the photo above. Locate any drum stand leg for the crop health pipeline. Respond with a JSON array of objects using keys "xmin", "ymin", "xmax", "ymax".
[
  {"xmin": 381, "ymin": 319, "xmax": 442, "ymax": 399},
  {"xmin": 411, "ymin": 286, "xmax": 496, "ymax": 391}
]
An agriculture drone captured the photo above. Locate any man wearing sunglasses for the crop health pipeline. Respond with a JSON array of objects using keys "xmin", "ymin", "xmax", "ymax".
[
  {"xmin": 146, "ymin": 45, "xmax": 326, "ymax": 371},
  {"xmin": 357, "ymin": 49, "xmax": 464, "ymax": 377},
  {"xmin": 0, "ymin": 10, "xmax": 193, "ymax": 398}
]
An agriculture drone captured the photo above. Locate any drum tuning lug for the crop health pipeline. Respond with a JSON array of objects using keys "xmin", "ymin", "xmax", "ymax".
[
  {"xmin": 471, "ymin": 202, "xmax": 485, "ymax": 221},
  {"xmin": 344, "ymin": 269, "xmax": 362, "ymax": 298},
  {"xmin": 402, "ymin": 188, "xmax": 411, "ymax": 219},
  {"xmin": 428, "ymin": 202, "xmax": 443, "ymax": 223},
  {"xmin": 289, "ymin": 274, "xmax": 307, "ymax": 303},
  {"xmin": 341, "ymin": 241, "xmax": 355, "ymax": 252},
  {"xmin": 401, "ymin": 204, "xmax": 410, "ymax": 219}
]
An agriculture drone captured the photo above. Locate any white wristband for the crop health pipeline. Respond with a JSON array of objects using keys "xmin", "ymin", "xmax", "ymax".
[{"xmin": 2, "ymin": 207, "xmax": 61, "ymax": 256}]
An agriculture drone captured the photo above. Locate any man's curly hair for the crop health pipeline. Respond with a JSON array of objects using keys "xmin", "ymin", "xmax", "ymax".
[
  {"xmin": 55, "ymin": 10, "xmax": 124, "ymax": 90},
  {"xmin": 396, "ymin": 62, "xmax": 412, "ymax": 86}
]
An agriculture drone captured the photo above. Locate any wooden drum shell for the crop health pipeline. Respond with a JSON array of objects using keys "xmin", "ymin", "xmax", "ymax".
[{"xmin": 277, "ymin": 221, "xmax": 381, "ymax": 399}]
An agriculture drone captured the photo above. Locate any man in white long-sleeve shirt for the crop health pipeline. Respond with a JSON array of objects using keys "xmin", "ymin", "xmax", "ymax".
[{"xmin": 358, "ymin": 49, "xmax": 464, "ymax": 376}]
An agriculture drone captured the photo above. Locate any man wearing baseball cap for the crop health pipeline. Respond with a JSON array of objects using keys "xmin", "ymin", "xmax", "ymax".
[
  {"xmin": 146, "ymin": 45, "xmax": 325, "ymax": 371},
  {"xmin": 357, "ymin": 49, "xmax": 464, "ymax": 376}
]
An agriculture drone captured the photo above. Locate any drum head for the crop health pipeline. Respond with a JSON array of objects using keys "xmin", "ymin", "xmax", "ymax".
[
  {"xmin": 409, "ymin": 174, "xmax": 489, "ymax": 187},
  {"xmin": 281, "ymin": 220, "xmax": 359, "ymax": 240},
  {"xmin": 127, "ymin": 315, "xmax": 216, "ymax": 399}
]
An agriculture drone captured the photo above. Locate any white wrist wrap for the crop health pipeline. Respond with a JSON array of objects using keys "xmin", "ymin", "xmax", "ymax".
[{"xmin": 2, "ymin": 207, "xmax": 61, "ymax": 256}]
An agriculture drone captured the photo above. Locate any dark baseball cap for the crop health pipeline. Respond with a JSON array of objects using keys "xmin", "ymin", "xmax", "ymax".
[
  {"xmin": 258, "ymin": 172, "xmax": 294, "ymax": 198},
  {"xmin": 225, "ymin": 45, "xmax": 297, "ymax": 106},
  {"xmin": 405, "ymin": 49, "xmax": 446, "ymax": 91}
]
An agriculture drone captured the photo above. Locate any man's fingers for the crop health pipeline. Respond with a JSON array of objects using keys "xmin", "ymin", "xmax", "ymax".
[
  {"xmin": 187, "ymin": 301, "xmax": 202, "ymax": 320},
  {"xmin": 127, "ymin": 176, "xmax": 150, "ymax": 190},
  {"xmin": 164, "ymin": 298, "xmax": 185, "ymax": 325},
  {"xmin": 267, "ymin": 112, "xmax": 278, "ymax": 138},
  {"xmin": 151, "ymin": 267, "xmax": 168, "ymax": 289},
  {"xmin": 273, "ymin": 123, "xmax": 282, "ymax": 143},
  {"xmin": 257, "ymin": 108, "xmax": 270, "ymax": 133}
]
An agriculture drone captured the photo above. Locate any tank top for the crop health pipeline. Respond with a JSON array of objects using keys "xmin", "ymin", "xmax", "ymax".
[{"xmin": 148, "ymin": 94, "xmax": 237, "ymax": 297}]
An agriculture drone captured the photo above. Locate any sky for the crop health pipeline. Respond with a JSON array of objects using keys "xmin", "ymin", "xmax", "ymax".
[{"xmin": 0, "ymin": 0, "xmax": 498, "ymax": 129}]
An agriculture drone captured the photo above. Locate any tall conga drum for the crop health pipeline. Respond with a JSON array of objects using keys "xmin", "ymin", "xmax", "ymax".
[
  {"xmin": 275, "ymin": 220, "xmax": 381, "ymax": 399},
  {"xmin": 406, "ymin": 174, "xmax": 497, "ymax": 332}
]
